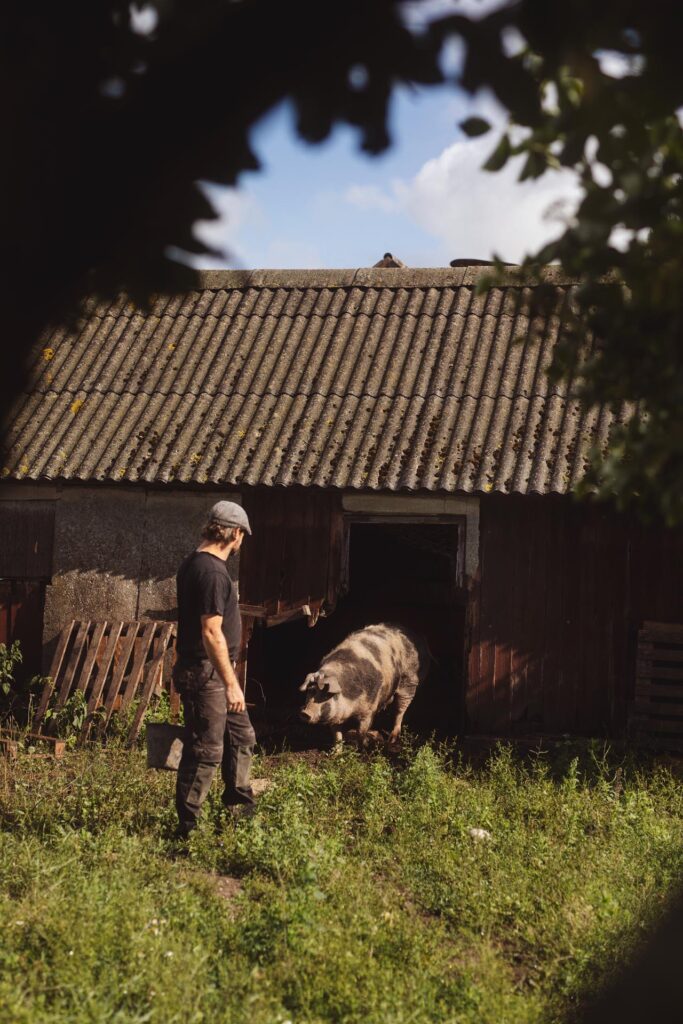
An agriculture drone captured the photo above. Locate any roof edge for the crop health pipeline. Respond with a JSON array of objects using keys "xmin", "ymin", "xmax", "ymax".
[{"xmin": 195, "ymin": 265, "xmax": 577, "ymax": 291}]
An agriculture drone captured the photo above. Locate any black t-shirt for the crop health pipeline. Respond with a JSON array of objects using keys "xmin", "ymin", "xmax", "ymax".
[{"xmin": 176, "ymin": 551, "xmax": 242, "ymax": 663}]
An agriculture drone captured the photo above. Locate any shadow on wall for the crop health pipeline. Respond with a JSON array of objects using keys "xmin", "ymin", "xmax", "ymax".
[
  {"xmin": 41, "ymin": 487, "xmax": 240, "ymax": 665},
  {"xmin": 51, "ymin": 487, "xmax": 240, "ymax": 582}
]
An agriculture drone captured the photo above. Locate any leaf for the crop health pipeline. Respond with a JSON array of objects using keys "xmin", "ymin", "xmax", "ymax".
[
  {"xmin": 483, "ymin": 133, "xmax": 511, "ymax": 172},
  {"xmin": 459, "ymin": 116, "xmax": 491, "ymax": 137},
  {"xmin": 519, "ymin": 149, "xmax": 547, "ymax": 180}
]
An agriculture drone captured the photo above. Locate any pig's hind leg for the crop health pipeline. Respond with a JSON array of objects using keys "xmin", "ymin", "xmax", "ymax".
[{"xmin": 389, "ymin": 681, "xmax": 418, "ymax": 745}]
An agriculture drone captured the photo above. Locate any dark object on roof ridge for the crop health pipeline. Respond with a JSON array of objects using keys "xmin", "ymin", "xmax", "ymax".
[
  {"xmin": 373, "ymin": 253, "xmax": 406, "ymax": 268},
  {"xmin": 449, "ymin": 258, "xmax": 517, "ymax": 268}
]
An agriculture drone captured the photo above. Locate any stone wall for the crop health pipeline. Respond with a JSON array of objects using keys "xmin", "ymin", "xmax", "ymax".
[{"xmin": 0, "ymin": 483, "xmax": 242, "ymax": 667}]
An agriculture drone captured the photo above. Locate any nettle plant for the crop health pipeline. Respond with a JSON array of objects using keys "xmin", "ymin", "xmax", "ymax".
[{"xmin": 0, "ymin": 641, "xmax": 22, "ymax": 698}]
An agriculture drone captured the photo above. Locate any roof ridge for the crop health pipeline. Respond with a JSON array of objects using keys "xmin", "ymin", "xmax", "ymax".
[{"xmin": 194, "ymin": 266, "xmax": 578, "ymax": 291}]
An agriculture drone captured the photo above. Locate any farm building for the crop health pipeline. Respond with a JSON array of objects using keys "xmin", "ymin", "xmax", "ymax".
[{"xmin": 1, "ymin": 265, "xmax": 681, "ymax": 739}]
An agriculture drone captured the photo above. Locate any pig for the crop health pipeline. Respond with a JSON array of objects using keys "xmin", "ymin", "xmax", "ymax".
[{"xmin": 298, "ymin": 623, "xmax": 429, "ymax": 746}]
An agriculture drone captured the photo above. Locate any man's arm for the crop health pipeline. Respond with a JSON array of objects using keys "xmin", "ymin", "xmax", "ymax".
[{"xmin": 201, "ymin": 614, "xmax": 245, "ymax": 713}]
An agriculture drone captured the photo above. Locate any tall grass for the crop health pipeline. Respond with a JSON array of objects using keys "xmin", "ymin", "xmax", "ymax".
[{"xmin": 1, "ymin": 740, "xmax": 682, "ymax": 1023}]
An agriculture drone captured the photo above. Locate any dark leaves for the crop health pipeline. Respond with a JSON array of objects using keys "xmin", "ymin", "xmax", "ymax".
[
  {"xmin": 459, "ymin": 116, "xmax": 491, "ymax": 137},
  {"xmin": 483, "ymin": 133, "xmax": 512, "ymax": 172}
]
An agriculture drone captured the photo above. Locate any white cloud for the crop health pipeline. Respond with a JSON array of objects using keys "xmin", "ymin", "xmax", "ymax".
[
  {"xmin": 395, "ymin": 140, "xmax": 580, "ymax": 262},
  {"xmin": 190, "ymin": 186, "xmax": 265, "ymax": 268},
  {"xmin": 344, "ymin": 184, "xmax": 398, "ymax": 214},
  {"xmin": 342, "ymin": 94, "xmax": 581, "ymax": 263}
]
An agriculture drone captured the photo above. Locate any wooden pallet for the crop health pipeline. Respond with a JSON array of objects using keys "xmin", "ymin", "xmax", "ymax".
[
  {"xmin": 34, "ymin": 620, "xmax": 177, "ymax": 744},
  {"xmin": 0, "ymin": 728, "xmax": 66, "ymax": 758},
  {"xmin": 629, "ymin": 622, "xmax": 683, "ymax": 751}
]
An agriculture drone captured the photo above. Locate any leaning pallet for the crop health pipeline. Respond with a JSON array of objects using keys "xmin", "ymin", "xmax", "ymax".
[
  {"xmin": 34, "ymin": 620, "xmax": 177, "ymax": 745},
  {"xmin": 628, "ymin": 621, "xmax": 683, "ymax": 752}
]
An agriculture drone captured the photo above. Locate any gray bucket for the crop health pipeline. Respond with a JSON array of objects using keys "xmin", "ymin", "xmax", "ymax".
[{"xmin": 146, "ymin": 722, "xmax": 185, "ymax": 771}]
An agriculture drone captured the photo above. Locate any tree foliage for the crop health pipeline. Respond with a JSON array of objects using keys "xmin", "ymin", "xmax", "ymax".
[
  {"xmin": 443, "ymin": 1, "xmax": 683, "ymax": 522},
  {"xmin": 2, "ymin": 0, "xmax": 681, "ymax": 519}
]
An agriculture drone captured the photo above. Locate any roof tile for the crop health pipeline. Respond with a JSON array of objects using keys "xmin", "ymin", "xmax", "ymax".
[{"xmin": 3, "ymin": 267, "xmax": 622, "ymax": 493}]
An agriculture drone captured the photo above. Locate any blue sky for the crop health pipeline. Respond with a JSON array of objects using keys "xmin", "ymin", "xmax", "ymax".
[
  {"xmin": 128, "ymin": 0, "xmax": 582, "ymax": 270},
  {"xmin": 194, "ymin": 82, "xmax": 580, "ymax": 270},
  {"xmin": 129, "ymin": 0, "xmax": 642, "ymax": 271}
]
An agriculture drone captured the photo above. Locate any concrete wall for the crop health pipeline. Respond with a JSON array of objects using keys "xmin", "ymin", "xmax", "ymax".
[{"xmin": 0, "ymin": 483, "xmax": 241, "ymax": 665}]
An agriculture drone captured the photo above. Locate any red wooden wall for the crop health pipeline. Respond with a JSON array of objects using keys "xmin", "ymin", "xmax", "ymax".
[
  {"xmin": 0, "ymin": 581, "xmax": 46, "ymax": 681},
  {"xmin": 467, "ymin": 495, "xmax": 683, "ymax": 736},
  {"xmin": 238, "ymin": 487, "xmax": 344, "ymax": 620}
]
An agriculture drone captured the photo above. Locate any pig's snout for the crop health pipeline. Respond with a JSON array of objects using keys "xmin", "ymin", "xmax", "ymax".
[{"xmin": 299, "ymin": 707, "xmax": 312, "ymax": 722}]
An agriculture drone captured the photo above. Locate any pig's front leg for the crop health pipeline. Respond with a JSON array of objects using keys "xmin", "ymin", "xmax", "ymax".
[{"xmin": 330, "ymin": 727, "xmax": 344, "ymax": 752}]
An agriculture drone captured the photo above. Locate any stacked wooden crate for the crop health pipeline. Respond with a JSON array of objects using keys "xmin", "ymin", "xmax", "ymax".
[{"xmin": 629, "ymin": 622, "xmax": 683, "ymax": 751}]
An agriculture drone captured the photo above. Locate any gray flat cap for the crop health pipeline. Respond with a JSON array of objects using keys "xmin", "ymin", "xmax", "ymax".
[{"xmin": 209, "ymin": 500, "xmax": 252, "ymax": 535}]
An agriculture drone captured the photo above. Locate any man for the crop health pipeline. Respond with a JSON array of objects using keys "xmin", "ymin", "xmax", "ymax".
[{"xmin": 173, "ymin": 499, "xmax": 256, "ymax": 838}]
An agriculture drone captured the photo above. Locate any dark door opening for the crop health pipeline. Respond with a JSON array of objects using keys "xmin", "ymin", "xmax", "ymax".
[{"xmin": 246, "ymin": 520, "xmax": 466, "ymax": 745}]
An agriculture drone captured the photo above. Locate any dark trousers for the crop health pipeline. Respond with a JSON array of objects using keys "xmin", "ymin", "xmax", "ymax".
[{"xmin": 173, "ymin": 660, "xmax": 256, "ymax": 836}]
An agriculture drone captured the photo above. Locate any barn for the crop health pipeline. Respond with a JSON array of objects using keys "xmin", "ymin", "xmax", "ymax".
[{"xmin": 1, "ymin": 265, "xmax": 681, "ymax": 739}]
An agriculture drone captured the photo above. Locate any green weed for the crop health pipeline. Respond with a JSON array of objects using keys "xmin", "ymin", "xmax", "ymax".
[{"xmin": 0, "ymin": 740, "xmax": 681, "ymax": 1023}]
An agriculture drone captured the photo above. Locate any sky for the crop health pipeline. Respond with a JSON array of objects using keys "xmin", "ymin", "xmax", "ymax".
[
  {"xmin": 193, "ymin": 82, "xmax": 581, "ymax": 271},
  {"xmin": 160, "ymin": 0, "xmax": 583, "ymax": 271}
]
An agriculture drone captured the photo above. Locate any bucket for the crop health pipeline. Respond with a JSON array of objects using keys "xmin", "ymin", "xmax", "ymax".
[{"xmin": 146, "ymin": 722, "xmax": 185, "ymax": 771}]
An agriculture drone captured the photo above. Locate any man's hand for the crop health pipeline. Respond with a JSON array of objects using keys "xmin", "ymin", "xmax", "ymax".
[
  {"xmin": 201, "ymin": 614, "xmax": 245, "ymax": 712},
  {"xmin": 226, "ymin": 681, "xmax": 246, "ymax": 714}
]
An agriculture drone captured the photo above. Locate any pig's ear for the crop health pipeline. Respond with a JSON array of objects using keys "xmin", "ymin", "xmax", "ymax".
[
  {"xmin": 299, "ymin": 672, "xmax": 317, "ymax": 692},
  {"xmin": 324, "ymin": 676, "xmax": 341, "ymax": 695}
]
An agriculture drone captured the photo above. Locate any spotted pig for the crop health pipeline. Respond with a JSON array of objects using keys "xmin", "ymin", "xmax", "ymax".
[{"xmin": 298, "ymin": 623, "xmax": 429, "ymax": 745}]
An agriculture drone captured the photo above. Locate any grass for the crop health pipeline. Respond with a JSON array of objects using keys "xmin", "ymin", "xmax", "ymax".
[{"xmin": 0, "ymin": 737, "xmax": 682, "ymax": 1024}]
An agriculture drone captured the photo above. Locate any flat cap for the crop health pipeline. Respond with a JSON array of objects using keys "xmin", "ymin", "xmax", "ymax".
[{"xmin": 208, "ymin": 500, "xmax": 252, "ymax": 535}]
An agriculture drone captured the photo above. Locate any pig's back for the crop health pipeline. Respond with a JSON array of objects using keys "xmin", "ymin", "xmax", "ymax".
[{"xmin": 322, "ymin": 623, "xmax": 417, "ymax": 710}]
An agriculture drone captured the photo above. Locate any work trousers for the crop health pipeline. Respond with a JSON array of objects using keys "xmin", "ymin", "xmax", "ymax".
[{"xmin": 173, "ymin": 660, "xmax": 256, "ymax": 836}]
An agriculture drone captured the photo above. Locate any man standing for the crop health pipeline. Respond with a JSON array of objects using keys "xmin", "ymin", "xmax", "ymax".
[{"xmin": 173, "ymin": 500, "xmax": 256, "ymax": 838}]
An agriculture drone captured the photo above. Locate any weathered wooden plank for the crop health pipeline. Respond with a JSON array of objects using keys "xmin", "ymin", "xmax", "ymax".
[
  {"xmin": 100, "ymin": 625, "xmax": 139, "ymax": 728},
  {"xmin": 632, "ymin": 701, "xmax": 683, "ymax": 719},
  {"xmin": 126, "ymin": 650, "xmax": 167, "ymax": 746},
  {"xmin": 0, "ymin": 501, "xmax": 55, "ymax": 578},
  {"xmin": 54, "ymin": 621, "xmax": 90, "ymax": 709},
  {"xmin": 560, "ymin": 502, "xmax": 582, "ymax": 733},
  {"xmin": 0, "ymin": 728, "xmax": 66, "ymax": 757},
  {"xmin": 109, "ymin": 622, "xmax": 172, "ymax": 746},
  {"xmin": 0, "ymin": 737, "xmax": 18, "ymax": 759},
  {"xmin": 327, "ymin": 499, "xmax": 345, "ymax": 609},
  {"xmin": 640, "ymin": 623, "xmax": 683, "ymax": 641},
  {"xmin": 636, "ymin": 665, "xmax": 683, "ymax": 681},
  {"xmin": 635, "ymin": 682, "xmax": 683, "ymax": 700},
  {"xmin": 637, "ymin": 648, "xmax": 683, "ymax": 663},
  {"xmin": 79, "ymin": 622, "xmax": 124, "ymax": 740},
  {"xmin": 630, "ymin": 716, "xmax": 683, "ymax": 735},
  {"xmin": 75, "ymin": 622, "xmax": 108, "ymax": 695},
  {"xmin": 119, "ymin": 622, "xmax": 157, "ymax": 711},
  {"xmin": 34, "ymin": 621, "xmax": 75, "ymax": 727},
  {"xmin": 541, "ymin": 499, "xmax": 565, "ymax": 731},
  {"xmin": 528, "ymin": 500, "xmax": 551, "ymax": 728}
]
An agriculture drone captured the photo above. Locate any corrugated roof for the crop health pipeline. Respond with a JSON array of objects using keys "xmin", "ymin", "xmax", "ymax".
[{"xmin": 1, "ymin": 267, "xmax": 625, "ymax": 494}]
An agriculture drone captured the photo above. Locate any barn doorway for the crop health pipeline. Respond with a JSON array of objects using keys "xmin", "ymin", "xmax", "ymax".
[{"xmin": 246, "ymin": 517, "xmax": 466, "ymax": 745}]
